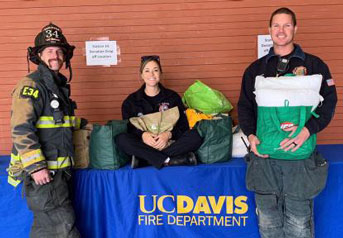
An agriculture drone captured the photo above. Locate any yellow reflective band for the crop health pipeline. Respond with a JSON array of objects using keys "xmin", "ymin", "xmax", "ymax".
[
  {"xmin": 8, "ymin": 176, "xmax": 21, "ymax": 187},
  {"xmin": 75, "ymin": 118, "xmax": 81, "ymax": 130},
  {"xmin": 47, "ymin": 157, "xmax": 73, "ymax": 170},
  {"xmin": 21, "ymin": 149, "xmax": 45, "ymax": 168},
  {"xmin": 10, "ymin": 153, "xmax": 20, "ymax": 162},
  {"xmin": 7, "ymin": 162, "xmax": 23, "ymax": 177},
  {"xmin": 36, "ymin": 116, "xmax": 79, "ymax": 129}
]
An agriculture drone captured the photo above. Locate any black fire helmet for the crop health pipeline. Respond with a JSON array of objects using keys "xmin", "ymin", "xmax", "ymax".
[{"xmin": 27, "ymin": 23, "xmax": 75, "ymax": 81}]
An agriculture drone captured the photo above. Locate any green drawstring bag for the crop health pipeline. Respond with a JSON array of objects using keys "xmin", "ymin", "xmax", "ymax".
[
  {"xmin": 89, "ymin": 120, "xmax": 129, "ymax": 169},
  {"xmin": 257, "ymin": 105, "xmax": 317, "ymax": 160},
  {"xmin": 195, "ymin": 115, "xmax": 232, "ymax": 164},
  {"xmin": 254, "ymin": 75, "xmax": 323, "ymax": 160},
  {"xmin": 182, "ymin": 80, "xmax": 233, "ymax": 114}
]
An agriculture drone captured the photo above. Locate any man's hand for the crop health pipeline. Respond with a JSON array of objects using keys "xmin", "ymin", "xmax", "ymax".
[
  {"xmin": 31, "ymin": 168, "xmax": 52, "ymax": 185},
  {"xmin": 280, "ymin": 126, "xmax": 310, "ymax": 152},
  {"xmin": 142, "ymin": 132, "xmax": 158, "ymax": 148},
  {"xmin": 248, "ymin": 134, "xmax": 269, "ymax": 158},
  {"xmin": 154, "ymin": 131, "xmax": 171, "ymax": 151}
]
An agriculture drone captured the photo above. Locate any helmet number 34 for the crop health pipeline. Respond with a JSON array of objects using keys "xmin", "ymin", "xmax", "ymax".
[{"xmin": 45, "ymin": 29, "xmax": 59, "ymax": 39}]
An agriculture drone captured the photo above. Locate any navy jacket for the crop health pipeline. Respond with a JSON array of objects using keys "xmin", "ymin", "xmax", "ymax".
[
  {"xmin": 121, "ymin": 83, "xmax": 189, "ymax": 140},
  {"xmin": 238, "ymin": 44, "xmax": 337, "ymax": 137}
]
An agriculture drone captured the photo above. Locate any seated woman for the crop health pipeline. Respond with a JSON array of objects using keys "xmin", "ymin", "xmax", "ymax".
[{"xmin": 115, "ymin": 55, "xmax": 203, "ymax": 169}]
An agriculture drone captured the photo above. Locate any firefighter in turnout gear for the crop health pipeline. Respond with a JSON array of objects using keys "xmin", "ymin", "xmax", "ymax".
[{"xmin": 8, "ymin": 23, "xmax": 90, "ymax": 238}]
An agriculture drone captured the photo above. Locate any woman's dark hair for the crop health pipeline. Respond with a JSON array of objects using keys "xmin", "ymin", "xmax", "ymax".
[
  {"xmin": 140, "ymin": 55, "xmax": 163, "ymax": 73},
  {"xmin": 269, "ymin": 7, "xmax": 297, "ymax": 27}
]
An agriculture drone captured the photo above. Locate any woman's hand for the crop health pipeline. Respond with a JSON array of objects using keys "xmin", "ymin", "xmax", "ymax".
[
  {"xmin": 142, "ymin": 132, "xmax": 158, "ymax": 147},
  {"xmin": 154, "ymin": 131, "xmax": 172, "ymax": 151}
]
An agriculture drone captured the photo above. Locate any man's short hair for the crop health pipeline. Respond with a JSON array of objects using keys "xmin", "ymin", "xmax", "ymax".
[{"xmin": 269, "ymin": 7, "xmax": 297, "ymax": 27}]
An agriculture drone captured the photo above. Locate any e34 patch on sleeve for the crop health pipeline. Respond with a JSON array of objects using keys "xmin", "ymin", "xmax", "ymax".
[{"xmin": 20, "ymin": 86, "xmax": 39, "ymax": 99}]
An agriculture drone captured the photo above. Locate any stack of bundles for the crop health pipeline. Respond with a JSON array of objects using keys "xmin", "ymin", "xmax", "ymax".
[
  {"xmin": 255, "ymin": 75, "xmax": 323, "ymax": 159},
  {"xmin": 182, "ymin": 80, "xmax": 233, "ymax": 164},
  {"xmin": 89, "ymin": 120, "xmax": 129, "ymax": 169}
]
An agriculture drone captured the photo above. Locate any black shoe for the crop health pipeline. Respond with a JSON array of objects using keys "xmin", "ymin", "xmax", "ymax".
[
  {"xmin": 131, "ymin": 155, "xmax": 139, "ymax": 169},
  {"xmin": 169, "ymin": 152, "xmax": 197, "ymax": 166},
  {"xmin": 188, "ymin": 152, "xmax": 197, "ymax": 166},
  {"xmin": 131, "ymin": 155, "xmax": 149, "ymax": 169}
]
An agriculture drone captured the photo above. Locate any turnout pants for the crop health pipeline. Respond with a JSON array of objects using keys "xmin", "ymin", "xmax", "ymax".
[
  {"xmin": 245, "ymin": 151, "xmax": 328, "ymax": 238},
  {"xmin": 24, "ymin": 169, "xmax": 80, "ymax": 238},
  {"xmin": 115, "ymin": 129, "xmax": 203, "ymax": 168}
]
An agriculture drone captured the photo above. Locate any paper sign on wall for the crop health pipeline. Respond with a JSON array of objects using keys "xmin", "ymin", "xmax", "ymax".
[
  {"xmin": 85, "ymin": 41, "xmax": 117, "ymax": 66},
  {"xmin": 257, "ymin": 35, "xmax": 273, "ymax": 59}
]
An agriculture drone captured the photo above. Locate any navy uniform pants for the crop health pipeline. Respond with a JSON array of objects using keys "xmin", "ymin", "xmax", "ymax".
[
  {"xmin": 24, "ymin": 169, "xmax": 80, "ymax": 238},
  {"xmin": 245, "ymin": 151, "xmax": 328, "ymax": 238},
  {"xmin": 115, "ymin": 129, "xmax": 203, "ymax": 169}
]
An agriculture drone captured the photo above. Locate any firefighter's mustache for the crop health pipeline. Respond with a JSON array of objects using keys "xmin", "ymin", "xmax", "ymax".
[{"xmin": 48, "ymin": 59, "xmax": 63, "ymax": 67}]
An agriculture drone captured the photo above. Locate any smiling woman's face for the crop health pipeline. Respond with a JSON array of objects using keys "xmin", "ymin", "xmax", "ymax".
[{"xmin": 141, "ymin": 60, "xmax": 161, "ymax": 87}]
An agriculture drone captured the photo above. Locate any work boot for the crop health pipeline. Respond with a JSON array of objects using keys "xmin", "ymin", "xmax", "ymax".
[{"xmin": 168, "ymin": 152, "xmax": 197, "ymax": 166}]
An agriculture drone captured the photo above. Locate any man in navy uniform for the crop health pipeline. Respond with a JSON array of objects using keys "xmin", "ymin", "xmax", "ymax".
[{"xmin": 238, "ymin": 8, "xmax": 337, "ymax": 238}]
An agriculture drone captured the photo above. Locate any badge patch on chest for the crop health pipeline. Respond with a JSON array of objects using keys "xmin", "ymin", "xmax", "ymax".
[
  {"xmin": 292, "ymin": 66, "xmax": 307, "ymax": 76},
  {"xmin": 50, "ymin": 99, "xmax": 60, "ymax": 109},
  {"xmin": 20, "ymin": 86, "xmax": 39, "ymax": 99},
  {"xmin": 159, "ymin": 102, "xmax": 170, "ymax": 112}
]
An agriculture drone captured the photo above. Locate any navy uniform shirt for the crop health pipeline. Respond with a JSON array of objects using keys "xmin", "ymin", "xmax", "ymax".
[{"xmin": 121, "ymin": 83, "xmax": 189, "ymax": 140}]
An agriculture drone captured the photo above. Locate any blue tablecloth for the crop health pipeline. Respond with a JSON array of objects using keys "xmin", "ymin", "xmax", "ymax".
[{"xmin": 1, "ymin": 144, "xmax": 343, "ymax": 238}]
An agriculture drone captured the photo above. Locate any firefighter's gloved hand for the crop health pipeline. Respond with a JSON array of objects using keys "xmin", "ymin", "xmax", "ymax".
[{"xmin": 31, "ymin": 168, "xmax": 53, "ymax": 185}]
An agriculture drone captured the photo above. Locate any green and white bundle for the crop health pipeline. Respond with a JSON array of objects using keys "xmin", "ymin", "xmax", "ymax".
[{"xmin": 255, "ymin": 74, "xmax": 323, "ymax": 160}]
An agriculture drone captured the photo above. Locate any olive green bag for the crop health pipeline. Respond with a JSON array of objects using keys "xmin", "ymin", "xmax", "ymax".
[
  {"xmin": 89, "ymin": 120, "xmax": 129, "ymax": 169},
  {"xmin": 195, "ymin": 115, "xmax": 232, "ymax": 164},
  {"xmin": 129, "ymin": 106, "xmax": 179, "ymax": 134}
]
